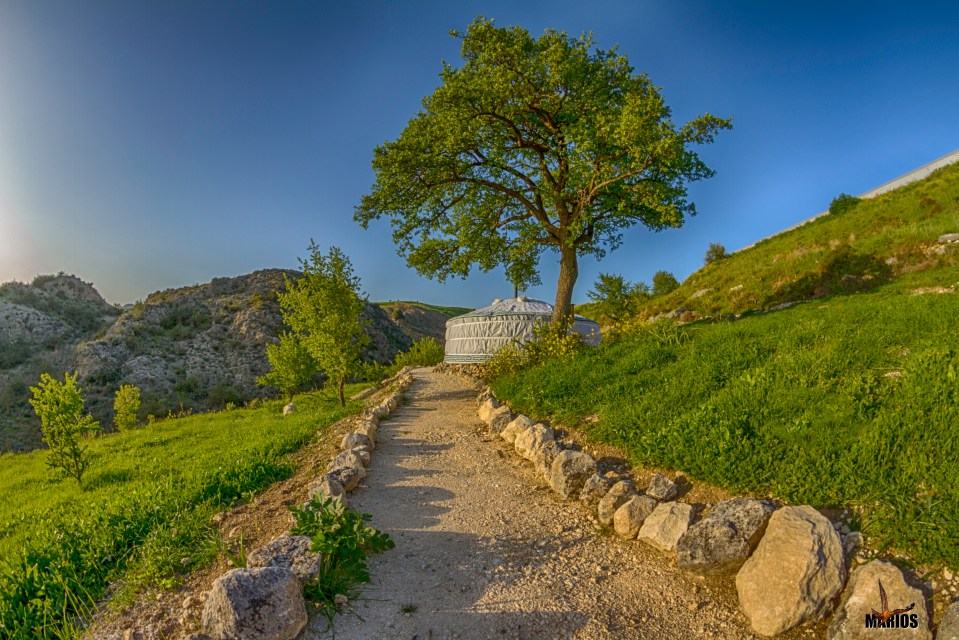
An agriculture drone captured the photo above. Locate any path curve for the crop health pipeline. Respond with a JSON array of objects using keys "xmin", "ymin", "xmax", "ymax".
[{"xmin": 309, "ymin": 368, "xmax": 807, "ymax": 640}]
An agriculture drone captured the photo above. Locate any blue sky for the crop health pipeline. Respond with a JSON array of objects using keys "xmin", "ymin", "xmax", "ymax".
[{"xmin": 1, "ymin": 1, "xmax": 957, "ymax": 307}]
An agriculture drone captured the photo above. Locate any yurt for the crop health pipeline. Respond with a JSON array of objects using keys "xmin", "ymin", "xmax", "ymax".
[{"xmin": 443, "ymin": 297, "xmax": 601, "ymax": 363}]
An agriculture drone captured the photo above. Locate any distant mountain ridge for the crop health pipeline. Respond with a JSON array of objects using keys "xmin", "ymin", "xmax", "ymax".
[{"xmin": 0, "ymin": 270, "xmax": 454, "ymax": 452}]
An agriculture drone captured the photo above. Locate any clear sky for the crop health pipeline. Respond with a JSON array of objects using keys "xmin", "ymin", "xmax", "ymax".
[{"xmin": 1, "ymin": 1, "xmax": 957, "ymax": 306}]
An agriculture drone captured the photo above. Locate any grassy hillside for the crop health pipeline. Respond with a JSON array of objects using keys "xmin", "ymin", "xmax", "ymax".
[
  {"xmin": 0, "ymin": 387, "xmax": 365, "ymax": 639},
  {"xmin": 493, "ymin": 164, "xmax": 959, "ymax": 571},
  {"xmin": 636, "ymin": 161, "xmax": 959, "ymax": 319}
]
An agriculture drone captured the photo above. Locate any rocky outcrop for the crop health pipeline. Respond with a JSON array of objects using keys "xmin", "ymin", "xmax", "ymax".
[{"xmin": 736, "ymin": 505, "xmax": 846, "ymax": 636}]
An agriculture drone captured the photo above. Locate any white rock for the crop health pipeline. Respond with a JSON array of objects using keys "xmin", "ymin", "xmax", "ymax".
[
  {"xmin": 500, "ymin": 414, "xmax": 534, "ymax": 444},
  {"xmin": 613, "ymin": 495, "xmax": 657, "ymax": 539},
  {"xmin": 638, "ymin": 502, "xmax": 694, "ymax": 553},
  {"xmin": 827, "ymin": 560, "xmax": 930, "ymax": 639}
]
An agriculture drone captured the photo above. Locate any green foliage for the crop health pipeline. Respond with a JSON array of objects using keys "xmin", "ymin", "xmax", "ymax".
[
  {"xmin": 355, "ymin": 17, "xmax": 731, "ymax": 322},
  {"xmin": 586, "ymin": 273, "xmax": 648, "ymax": 324},
  {"xmin": 0, "ymin": 388, "xmax": 363, "ymax": 639},
  {"xmin": 113, "ymin": 384, "xmax": 141, "ymax": 432},
  {"xmin": 289, "ymin": 497, "xmax": 394, "ymax": 626},
  {"xmin": 482, "ymin": 320, "xmax": 585, "ymax": 381},
  {"xmin": 280, "ymin": 243, "xmax": 370, "ymax": 406},
  {"xmin": 704, "ymin": 242, "xmax": 728, "ymax": 265},
  {"xmin": 829, "ymin": 192, "xmax": 862, "ymax": 216},
  {"xmin": 765, "ymin": 245, "xmax": 892, "ymax": 305},
  {"xmin": 390, "ymin": 338, "xmax": 445, "ymax": 374},
  {"xmin": 491, "ymin": 267, "xmax": 959, "ymax": 568},
  {"xmin": 28, "ymin": 373, "xmax": 100, "ymax": 485},
  {"xmin": 0, "ymin": 341, "xmax": 33, "ymax": 370},
  {"xmin": 257, "ymin": 332, "xmax": 318, "ymax": 403},
  {"xmin": 652, "ymin": 270, "xmax": 680, "ymax": 296}
]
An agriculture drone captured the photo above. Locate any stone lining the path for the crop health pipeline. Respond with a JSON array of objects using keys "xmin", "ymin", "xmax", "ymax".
[
  {"xmin": 186, "ymin": 369, "xmax": 415, "ymax": 640},
  {"xmin": 474, "ymin": 383, "xmax": 948, "ymax": 638}
]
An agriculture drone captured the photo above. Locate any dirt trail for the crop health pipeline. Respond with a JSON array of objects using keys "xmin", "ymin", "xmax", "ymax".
[{"xmin": 309, "ymin": 368, "xmax": 817, "ymax": 640}]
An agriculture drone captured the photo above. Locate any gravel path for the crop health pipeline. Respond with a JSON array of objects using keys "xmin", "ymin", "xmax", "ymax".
[{"xmin": 308, "ymin": 368, "xmax": 816, "ymax": 640}]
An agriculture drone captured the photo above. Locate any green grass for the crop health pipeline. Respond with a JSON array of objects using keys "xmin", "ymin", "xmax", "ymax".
[
  {"xmin": 377, "ymin": 300, "xmax": 473, "ymax": 317},
  {"xmin": 0, "ymin": 387, "xmax": 365, "ymax": 639},
  {"xmin": 630, "ymin": 161, "xmax": 959, "ymax": 319},
  {"xmin": 494, "ymin": 265, "xmax": 959, "ymax": 570}
]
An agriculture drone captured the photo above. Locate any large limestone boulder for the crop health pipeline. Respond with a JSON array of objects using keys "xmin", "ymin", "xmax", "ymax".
[
  {"xmin": 487, "ymin": 405, "xmax": 513, "ymax": 435},
  {"xmin": 736, "ymin": 506, "xmax": 846, "ymax": 637},
  {"xmin": 827, "ymin": 560, "xmax": 930, "ymax": 639},
  {"xmin": 938, "ymin": 600, "xmax": 959, "ymax": 640},
  {"xmin": 613, "ymin": 495, "xmax": 657, "ymax": 539},
  {"xmin": 329, "ymin": 450, "xmax": 366, "ymax": 471},
  {"xmin": 478, "ymin": 396, "xmax": 500, "ymax": 423},
  {"xmin": 549, "ymin": 450, "xmax": 597, "ymax": 500},
  {"xmin": 354, "ymin": 419, "xmax": 378, "ymax": 446},
  {"xmin": 637, "ymin": 502, "xmax": 694, "ymax": 553},
  {"xmin": 677, "ymin": 497, "xmax": 776, "ymax": 575},
  {"xmin": 246, "ymin": 535, "xmax": 321, "ymax": 584},
  {"xmin": 201, "ymin": 567, "xmax": 307, "ymax": 640},
  {"xmin": 532, "ymin": 440, "xmax": 561, "ymax": 480},
  {"xmin": 598, "ymin": 480, "xmax": 636, "ymax": 527},
  {"xmin": 501, "ymin": 415, "xmax": 534, "ymax": 444},
  {"xmin": 514, "ymin": 423, "xmax": 554, "ymax": 461},
  {"xmin": 328, "ymin": 464, "xmax": 365, "ymax": 491}
]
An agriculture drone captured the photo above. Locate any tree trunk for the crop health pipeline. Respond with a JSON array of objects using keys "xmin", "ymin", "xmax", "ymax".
[
  {"xmin": 337, "ymin": 377, "xmax": 346, "ymax": 407},
  {"xmin": 552, "ymin": 245, "xmax": 578, "ymax": 325}
]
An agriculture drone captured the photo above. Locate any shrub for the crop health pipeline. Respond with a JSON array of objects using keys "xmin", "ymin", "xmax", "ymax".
[
  {"xmin": 652, "ymin": 270, "xmax": 680, "ymax": 296},
  {"xmin": 390, "ymin": 338, "xmax": 444, "ymax": 373},
  {"xmin": 586, "ymin": 273, "xmax": 648, "ymax": 324},
  {"xmin": 113, "ymin": 384, "xmax": 141, "ymax": 431},
  {"xmin": 482, "ymin": 320, "xmax": 584, "ymax": 381},
  {"xmin": 704, "ymin": 242, "xmax": 728, "ymax": 265},
  {"xmin": 828, "ymin": 193, "xmax": 862, "ymax": 216},
  {"xmin": 289, "ymin": 497, "xmax": 394, "ymax": 625},
  {"xmin": 28, "ymin": 373, "xmax": 101, "ymax": 485}
]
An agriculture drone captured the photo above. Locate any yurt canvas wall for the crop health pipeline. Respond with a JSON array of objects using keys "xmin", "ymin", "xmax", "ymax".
[{"xmin": 443, "ymin": 297, "xmax": 601, "ymax": 363}]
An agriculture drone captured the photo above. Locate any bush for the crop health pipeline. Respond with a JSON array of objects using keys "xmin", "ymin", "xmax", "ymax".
[
  {"xmin": 289, "ymin": 497, "xmax": 394, "ymax": 625},
  {"xmin": 586, "ymin": 273, "xmax": 648, "ymax": 324},
  {"xmin": 482, "ymin": 320, "xmax": 584, "ymax": 381},
  {"xmin": 390, "ymin": 338, "xmax": 444, "ymax": 373},
  {"xmin": 829, "ymin": 193, "xmax": 862, "ymax": 216},
  {"xmin": 704, "ymin": 242, "xmax": 728, "ymax": 265},
  {"xmin": 652, "ymin": 270, "xmax": 680, "ymax": 296},
  {"xmin": 28, "ymin": 373, "xmax": 101, "ymax": 485},
  {"xmin": 113, "ymin": 384, "xmax": 141, "ymax": 431}
]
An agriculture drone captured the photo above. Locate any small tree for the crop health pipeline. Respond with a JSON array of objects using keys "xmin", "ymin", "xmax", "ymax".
[
  {"xmin": 258, "ymin": 331, "xmax": 319, "ymax": 403},
  {"xmin": 113, "ymin": 384, "xmax": 141, "ymax": 431},
  {"xmin": 704, "ymin": 242, "xmax": 728, "ymax": 265},
  {"xmin": 586, "ymin": 273, "xmax": 648, "ymax": 324},
  {"xmin": 652, "ymin": 270, "xmax": 680, "ymax": 296},
  {"xmin": 828, "ymin": 193, "xmax": 862, "ymax": 216},
  {"xmin": 280, "ymin": 243, "xmax": 369, "ymax": 406},
  {"xmin": 29, "ymin": 372, "xmax": 100, "ymax": 485}
]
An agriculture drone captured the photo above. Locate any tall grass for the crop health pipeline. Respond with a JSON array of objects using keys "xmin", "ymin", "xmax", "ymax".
[
  {"xmin": 493, "ymin": 267, "xmax": 959, "ymax": 568},
  {"xmin": 0, "ymin": 388, "xmax": 364, "ymax": 639}
]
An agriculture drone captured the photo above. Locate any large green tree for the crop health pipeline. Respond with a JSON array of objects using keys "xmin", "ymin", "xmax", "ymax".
[
  {"xmin": 257, "ymin": 331, "xmax": 319, "ymax": 403},
  {"xmin": 355, "ymin": 17, "xmax": 731, "ymax": 324},
  {"xmin": 279, "ymin": 243, "xmax": 369, "ymax": 406}
]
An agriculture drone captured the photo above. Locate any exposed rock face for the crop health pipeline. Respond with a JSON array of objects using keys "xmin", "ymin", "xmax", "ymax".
[
  {"xmin": 613, "ymin": 495, "xmax": 658, "ymax": 539},
  {"xmin": 598, "ymin": 480, "xmax": 637, "ymax": 527},
  {"xmin": 736, "ymin": 505, "xmax": 846, "ymax": 636},
  {"xmin": 827, "ymin": 560, "xmax": 930, "ymax": 640},
  {"xmin": 246, "ymin": 534, "xmax": 322, "ymax": 584},
  {"xmin": 201, "ymin": 566, "xmax": 307, "ymax": 640},
  {"xmin": 637, "ymin": 502, "xmax": 694, "ymax": 553},
  {"xmin": 549, "ymin": 450, "xmax": 597, "ymax": 500},
  {"xmin": 677, "ymin": 498, "xmax": 776, "ymax": 575}
]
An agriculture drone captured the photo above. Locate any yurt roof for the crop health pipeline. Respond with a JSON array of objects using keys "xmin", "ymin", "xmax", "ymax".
[{"xmin": 446, "ymin": 296, "xmax": 598, "ymax": 326}]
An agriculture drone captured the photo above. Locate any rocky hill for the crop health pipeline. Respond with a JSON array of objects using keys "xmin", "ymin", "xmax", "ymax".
[{"xmin": 0, "ymin": 270, "xmax": 457, "ymax": 453}]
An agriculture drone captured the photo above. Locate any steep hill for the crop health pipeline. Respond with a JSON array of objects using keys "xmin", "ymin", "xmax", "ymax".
[
  {"xmin": 0, "ymin": 271, "xmax": 455, "ymax": 452},
  {"xmin": 378, "ymin": 301, "xmax": 472, "ymax": 343}
]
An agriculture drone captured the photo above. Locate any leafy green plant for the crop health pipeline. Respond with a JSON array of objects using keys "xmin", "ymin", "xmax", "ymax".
[
  {"xmin": 704, "ymin": 242, "xmax": 728, "ymax": 265},
  {"xmin": 482, "ymin": 320, "xmax": 584, "ymax": 381},
  {"xmin": 586, "ymin": 273, "xmax": 649, "ymax": 324},
  {"xmin": 257, "ymin": 332, "xmax": 318, "ymax": 403},
  {"xmin": 28, "ymin": 373, "xmax": 101, "ymax": 485},
  {"xmin": 113, "ymin": 384, "xmax": 141, "ymax": 432},
  {"xmin": 289, "ymin": 497, "xmax": 394, "ymax": 625},
  {"xmin": 652, "ymin": 270, "xmax": 680, "ymax": 296}
]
